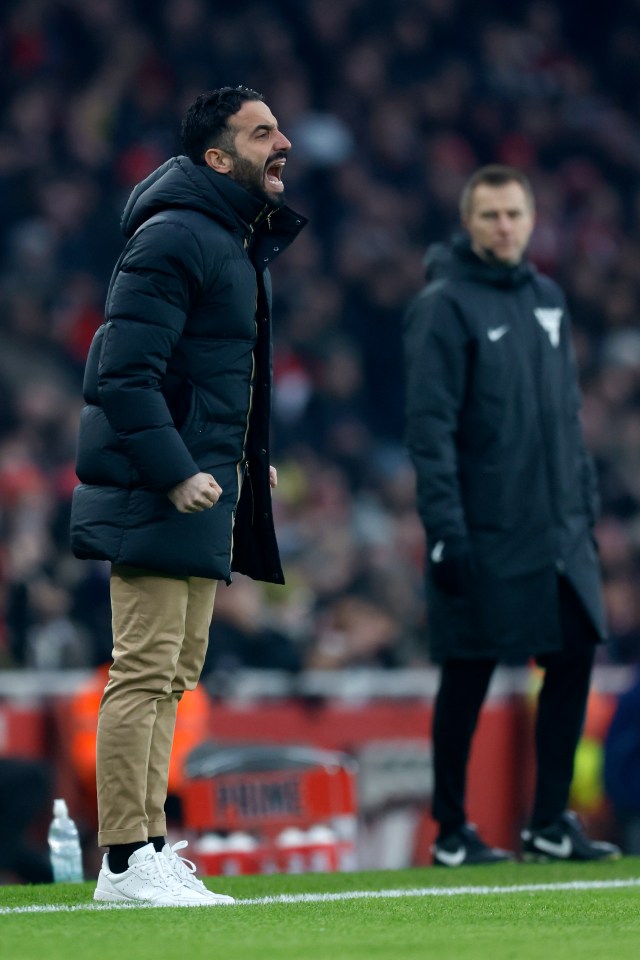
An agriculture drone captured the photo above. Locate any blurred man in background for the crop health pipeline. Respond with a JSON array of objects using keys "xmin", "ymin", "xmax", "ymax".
[
  {"xmin": 404, "ymin": 164, "xmax": 621, "ymax": 867},
  {"xmin": 70, "ymin": 86, "xmax": 305, "ymax": 905}
]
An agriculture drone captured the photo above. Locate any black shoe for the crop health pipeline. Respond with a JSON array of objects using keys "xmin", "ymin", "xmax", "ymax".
[
  {"xmin": 521, "ymin": 811, "xmax": 621, "ymax": 862},
  {"xmin": 433, "ymin": 824, "xmax": 514, "ymax": 867}
]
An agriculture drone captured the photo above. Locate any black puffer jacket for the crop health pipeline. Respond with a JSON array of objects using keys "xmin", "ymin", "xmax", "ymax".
[
  {"xmin": 404, "ymin": 236, "xmax": 605, "ymax": 661},
  {"xmin": 70, "ymin": 157, "xmax": 306, "ymax": 582}
]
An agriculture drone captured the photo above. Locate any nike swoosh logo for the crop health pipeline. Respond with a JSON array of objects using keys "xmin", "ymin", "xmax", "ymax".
[
  {"xmin": 532, "ymin": 835, "xmax": 572, "ymax": 858},
  {"xmin": 487, "ymin": 325, "xmax": 509, "ymax": 342},
  {"xmin": 435, "ymin": 846, "xmax": 466, "ymax": 867},
  {"xmin": 431, "ymin": 540, "xmax": 445, "ymax": 563}
]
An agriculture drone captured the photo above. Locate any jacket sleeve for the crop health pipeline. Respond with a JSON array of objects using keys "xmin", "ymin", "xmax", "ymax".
[
  {"xmin": 403, "ymin": 286, "xmax": 470, "ymax": 542},
  {"xmin": 97, "ymin": 220, "xmax": 204, "ymax": 493}
]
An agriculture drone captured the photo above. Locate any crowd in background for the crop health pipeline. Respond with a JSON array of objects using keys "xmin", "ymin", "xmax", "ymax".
[{"xmin": 2, "ymin": 0, "xmax": 640, "ymax": 676}]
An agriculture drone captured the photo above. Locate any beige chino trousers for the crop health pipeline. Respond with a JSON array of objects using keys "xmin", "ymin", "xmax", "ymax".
[{"xmin": 96, "ymin": 564, "xmax": 217, "ymax": 847}]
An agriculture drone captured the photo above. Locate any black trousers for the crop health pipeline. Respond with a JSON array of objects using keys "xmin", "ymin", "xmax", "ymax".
[{"xmin": 432, "ymin": 577, "xmax": 597, "ymax": 837}]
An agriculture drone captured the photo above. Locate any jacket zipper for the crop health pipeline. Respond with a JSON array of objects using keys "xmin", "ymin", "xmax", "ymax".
[
  {"xmin": 229, "ymin": 320, "xmax": 257, "ymax": 570},
  {"xmin": 235, "ymin": 209, "xmax": 267, "ymax": 569},
  {"xmin": 243, "ymin": 205, "xmax": 271, "ymax": 249}
]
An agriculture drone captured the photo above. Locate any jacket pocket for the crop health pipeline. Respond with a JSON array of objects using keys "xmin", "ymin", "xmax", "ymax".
[{"xmin": 464, "ymin": 466, "xmax": 507, "ymax": 530}]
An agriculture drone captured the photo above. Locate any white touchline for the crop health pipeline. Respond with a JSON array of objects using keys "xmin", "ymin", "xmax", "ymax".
[{"xmin": 2, "ymin": 878, "xmax": 640, "ymax": 915}]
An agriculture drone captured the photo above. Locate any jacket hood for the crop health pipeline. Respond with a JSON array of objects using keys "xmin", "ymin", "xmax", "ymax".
[
  {"xmin": 424, "ymin": 233, "xmax": 535, "ymax": 289},
  {"xmin": 121, "ymin": 156, "xmax": 275, "ymax": 238},
  {"xmin": 422, "ymin": 241, "xmax": 456, "ymax": 282}
]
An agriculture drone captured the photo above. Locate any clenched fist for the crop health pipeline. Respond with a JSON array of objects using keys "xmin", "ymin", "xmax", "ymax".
[{"xmin": 167, "ymin": 472, "xmax": 222, "ymax": 513}]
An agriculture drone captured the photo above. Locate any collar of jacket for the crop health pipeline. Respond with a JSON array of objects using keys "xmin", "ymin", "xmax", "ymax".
[
  {"xmin": 245, "ymin": 203, "xmax": 308, "ymax": 271},
  {"xmin": 121, "ymin": 156, "xmax": 307, "ymax": 268},
  {"xmin": 425, "ymin": 233, "xmax": 534, "ymax": 289}
]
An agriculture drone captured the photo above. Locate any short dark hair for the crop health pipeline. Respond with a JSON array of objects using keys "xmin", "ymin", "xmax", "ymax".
[
  {"xmin": 460, "ymin": 164, "xmax": 535, "ymax": 219},
  {"xmin": 181, "ymin": 86, "xmax": 265, "ymax": 165}
]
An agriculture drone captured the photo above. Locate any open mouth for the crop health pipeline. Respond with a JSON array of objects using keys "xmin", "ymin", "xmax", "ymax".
[{"xmin": 265, "ymin": 158, "xmax": 286, "ymax": 191}]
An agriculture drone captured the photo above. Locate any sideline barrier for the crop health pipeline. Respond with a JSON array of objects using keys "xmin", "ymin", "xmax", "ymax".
[
  {"xmin": 182, "ymin": 743, "xmax": 357, "ymax": 875},
  {"xmin": 0, "ymin": 667, "xmax": 629, "ymax": 869}
]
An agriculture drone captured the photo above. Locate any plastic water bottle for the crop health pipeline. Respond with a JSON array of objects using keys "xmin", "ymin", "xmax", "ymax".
[
  {"xmin": 306, "ymin": 825, "xmax": 339, "ymax": 872},
  {"xmin": 222, "ymin": 832, "xmax": 260, "ymax": 875},
  {"xmin": 48, "ymin": 798, "xmax": 84, "ymax": 883},
  {"xmin": 275, "ymin": 827, "xmax": 307, "ymax": 873}
]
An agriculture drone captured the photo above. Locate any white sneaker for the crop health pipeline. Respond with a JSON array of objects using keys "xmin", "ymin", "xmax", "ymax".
[
  {"xmin": 94, "ymin": 842, "xmax": 223, "ymax": 907},
  {"xmin": 163, "ymin": 840, "xmax": 235, "ymax": 903}
]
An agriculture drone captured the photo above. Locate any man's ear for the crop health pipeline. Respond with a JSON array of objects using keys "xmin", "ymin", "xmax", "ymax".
[{"xmin": 204, "ymin": 148, "xmax": 233, "ymax": 175}]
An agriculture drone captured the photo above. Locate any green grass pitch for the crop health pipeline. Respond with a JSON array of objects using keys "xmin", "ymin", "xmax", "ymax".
[{"xmin": 3, "ymin": 859, "xmax": 640, "ymax": 960}]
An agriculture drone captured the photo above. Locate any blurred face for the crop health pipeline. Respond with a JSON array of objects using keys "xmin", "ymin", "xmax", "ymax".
[
  {"xmin": 205, "ymin": 99, "xmax": 291, "ymax": 206},
  {"xmin": 464, "ymin": 181, "xmax": 535, "ymax": 265}
]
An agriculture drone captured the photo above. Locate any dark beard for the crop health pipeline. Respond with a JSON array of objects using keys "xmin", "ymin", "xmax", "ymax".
[{"xmin": 228, "ymin": 153, "xmax": 285, "ymax": 208}]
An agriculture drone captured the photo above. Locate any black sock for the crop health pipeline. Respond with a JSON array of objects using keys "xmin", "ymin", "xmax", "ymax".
[
  {"xmin": 107, "ymin": 841, "xmax": 147, "ymax": 874},
  {"xmin": 149, "ymin": 836, "xmax": 166, "ymax": 853}
]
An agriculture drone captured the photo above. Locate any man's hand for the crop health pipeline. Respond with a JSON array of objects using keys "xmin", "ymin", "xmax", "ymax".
[
  {"xmin": 269, "ymin": 465, "xmax": 277, "ymax": 489},
  {"xmin": 429, "ymin": 537, "xmax": 475, "ymax": 596},
  {"xmin": 167, "ymin": 472, "xmax": 222, "ymax": 513}
]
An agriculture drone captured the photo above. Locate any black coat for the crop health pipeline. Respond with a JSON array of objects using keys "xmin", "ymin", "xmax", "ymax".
[
  {"xmin": 70, "ymin": 157, "xmax": 306, "ymax": 583},
  {"xmin": 404, "ymin": 237, "xmax": 606, "ymax": 661}
]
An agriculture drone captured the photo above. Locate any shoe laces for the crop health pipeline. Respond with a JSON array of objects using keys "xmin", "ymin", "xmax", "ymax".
[
  {"xmin": 459, "ymin": 824, "xmax": 485, "ymax": 851},
  {"xmin": 133, "ymin": 848, "xmax": 190, "ymax": 894},
  {"xmin": 561, "ymin": 811, "xmax": 584, "ymax": 834},
  {"xmin": 167, "ymin": 840, "xmax": 208, "ymax": 891}
]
